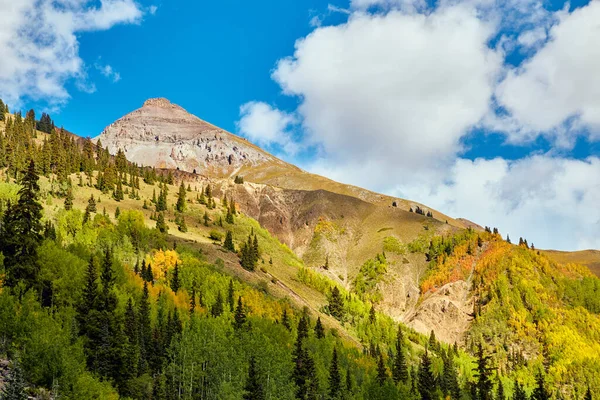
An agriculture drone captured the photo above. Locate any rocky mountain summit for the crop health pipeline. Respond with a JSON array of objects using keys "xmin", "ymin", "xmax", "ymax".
[{"xmin": 98, "ymin": 98, "xmax": 275, "ymax": 175}]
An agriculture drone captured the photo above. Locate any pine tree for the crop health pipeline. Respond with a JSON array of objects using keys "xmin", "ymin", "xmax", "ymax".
[
  {"xmin": 442, "ymin": 350, "xmax": 460, "ymax": 399},
  {"xmin": 228, "ymin": 279, "xmax": 235, "ymax": 312},
  {"xmin": 428, "ymin": 330, "xmax": 437, "ymax": 352},
  {"xmin": 87, "ymin": 194, "xmax": 97, "ymax": 212},
  {"xmin": 377, "ymin": 353, "xmax": 388, "ymax": 386},
  {"xmin": 418, "ymin": 350, "xmax": 436, "ymax": 400},
  {"xmin": 281, "ymin": 308, "xmax": 291, "ymax": 331},
  {"xmin": 224, "ymin": 230, "xmax": 235, "ymax": 251},
  {"xmin": 211, "ymin": 291, "xmax": 224, "ymax": 317},
  {"xmin": 314, "ymin": 316, "xmax": 325, "ymax": 339},
  {"xmin": 156, "ymin": 212, "xmax": 168, "ymax": 233},
  {"xmin": 234, "ymin": 296, "xmax": 247, "ymax": 330},
  {"xmin": 64, "ymin": 186, "xmax": 74, "ymax": 210},
  {"xmin": 584, "ymin": 387, "xmax": 592, "ymax": 400},
  {"xmin": 189, "ymin": 289, "xmax": 196, "ymax": 315},
  {"xmin": 203, "ymin": 211, "xmax": 209, "ymax": 226},
  {"xmin": 138, "ymin": 282, "xmax": 152, "ymax": 374},
  {"xmin": 0, "ymin": 159, "xmax": 43, "ymax": 288},
  {"xmin": 243, "ymin": 356, "xmax": 265, "ymax": 400},
  {"xmin": 328, "ymin": 286, "xmax": 345, "ymax": 320},
  {"xmin": 115, "ymin": 207, "xmax": 121, "ymax": 219},
  {"xmin": 176, "ymin": 181, "xmax": 186, "ymax": 212},
  {"xmin": 474, "ymin": 343, "xmax": 494, "ymax": 400},
  {"xmin": 393, "ymin": 325, "xmax": 408, "ymax": 384},
  {"xmin": 496, "ymin": 378, "xmax": 505, "ymax": 400},
  {"xmin": 513, "ymin": 382, "xmax": 528, "ymax": 400},
  {"xmin": 226, "ymin": 206, "xmax": 234, "ymax": 224},
  {"xmin": 171, "ymin": 262, "xmax": 180, "ymax": 293},
  {"xmin": 369, "ymin": 305, "xmax": 376, "ymax": 323},
  {"xmin": 329, "ymin": 347, "xmax": 342, "ymax": 398},
  {"xmin": 1, "ymin": 361, "xmax": 27, "ymax": 400},
  {"xmin": 531, "ymin": 372, "xmax": 550, "ymax": 400}
]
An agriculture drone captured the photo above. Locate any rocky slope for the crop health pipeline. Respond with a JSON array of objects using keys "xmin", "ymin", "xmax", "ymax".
[{"xmin": 98, "ymin": 98, "xmax": 283, "ymax": 176}]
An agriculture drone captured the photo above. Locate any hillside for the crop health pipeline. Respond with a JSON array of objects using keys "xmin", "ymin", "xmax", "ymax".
[{"xmin": 0, "ymin": 100, "xmax": 599, "ymax": 398}]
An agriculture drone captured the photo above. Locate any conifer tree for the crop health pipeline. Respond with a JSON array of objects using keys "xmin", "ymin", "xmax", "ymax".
[
  {"xmin": 584, "ymin": 387, "xmax": 592, "ymax": 400},
  {"xmin": 224, "ymin": 230, "xmax": 235, "ymax": 252},
  {"xmin": 428, "ymin": 330, "xmax": 437, "ymax": 352},
  {"xmin": 532, "ymin": 372, "xmax": 550, "ymax": 400},
  {"xmin": 156, "ymin": 212, "xmax": 168, "ymax": 233},
  {"xmin": 189, "ymin": 288, "xmax": 196, "ymax": 315},
  {"xmin": 211, "ymin": 291, "xmax": 224, "ymax": 317},
  {"xmin": 329, "ymin": 347, "xmax": 342, "ymax": 398},
  {"xmin": 393, "ymin": 325, "xmax": 408, "ymax": 384},
  {"xmin": 203, "ymin": 211, "xmax": 209, "ymax": 226},
  {"xmin": 138, "ymin": 282, "xmax": 152, "ymax": 374},
  {"xmin": 314, "ymin": 316, "xmax": 325, "ymax": 339},
  {"xmin": 474, "ymin": 343, "xmax": 494, "ymax": 400},
  {"xmin": 293, "ymin": 314, "xmax": 319, "ymax": 399},
  {"xmin": 0, "ymin": 159, "xmax": 43, "ymax": 288},
  {"xmin": 243, "ymin": 356, "xmax": 265, "ymax": 400},
  {"xmin": 496, "ymin": 378, "xmax": 505, "ymax": 400},
  {"xmin": 281, "ymin": 308, "xmax": 291, "ymax": 331},
  {"xmin": 115, "ymin": 207, "xmax": 121, "ymax": 219},
  {"xmin": 418, "ymin": 350, "xmax": 436, "ymax": 400},
  {"xmin": 442, "ymin": 349, "xmax": 460, "ymax": 399},
  {"xmin": 87, "ymin": 194, "xmax": 97, "ymax": 213},
  {"xmin": 171, "ymin": 262, "xmax": 180, "ymax": 293},
  {"xmin": 228, "ymin": 279, "xmax": 235, "ymax": 312},
  {"xmin": 377, "ymin": 353, "xmax": 388, "ymax": 387},
  {"xmin": 369, "ymin": 305, "xmax": 376, "ymax": 323},
  {"xmin": 513, "ymin": 382, "xmax": 528, "ymax": 400},
  {"xmin": 234, "ymin": 296, "xmax": 247, "ymax": 330},
  {"xmin": 64, "ymin": 186, "xmax": 74, "ymax": 210},
  {"xmin": 328, "ymin": 286, "xmax": 345, "ymax": 320},
  {"xmin": 176, "ymin": 181, "xmax": 186, "ymax": 212}
]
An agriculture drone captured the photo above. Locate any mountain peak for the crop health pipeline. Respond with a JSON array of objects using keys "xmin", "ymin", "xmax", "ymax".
[{"xmin": 142, "ymin": 97, "xmax": 179, "ymax": 109}]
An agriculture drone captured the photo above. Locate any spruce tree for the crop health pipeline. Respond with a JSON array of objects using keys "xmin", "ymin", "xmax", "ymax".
[
  {"xmin": 243, "ymin": 356, "xmax": 265, "ymax": 400},
  {"xmin": 176, "ymin": 181, "xmax": 186, "ymax": 212},
  {"xmin": 138, "ymin": 282, "xmax": 152, "ymax": 374},
  {"xmin": 377, "ymin": 353, "xmax": 388, "ymax": 386},
  {"xmin": 234, "ymin": 296, "xmax": 247, "ymax": 330},
  {"xmin": 224, "ymin": 230, "xmax": 235, "ymax": 251},
  {"xmin": 418, "ymin": 350, "xmax": 436, "ymax": 400},
  {"xmin": 328, "ymin": 286, "xmax": 345, "ymax": 320},
  {"xmin": 393, "ymin": 325, "xmax": 408, "ymax": 384},
  {"xmin": 228, "ymin": 279, "xmax": 235, "ymax": 312},
  {"xmin": 513, "ymin": 382, "xmax": 528, "ymax": 400},
  {"xmin": 584, "ymin": 387, "xmax": 592, "ymax": 400},
  {"xmin": 496, "ymin": 378, "xmax": 505, "ymax": 400},
  {"xmin": 171, "ymin": 262, "xmax": 180, "ymax": 293},
  {"xmin": 211, "ymin": 291, "xmax": 224, "ymax": 317},
  {"xmin": 0, "ymin": 159, "xmax": 43, "ymax": 288},
  {"xmin": 281, "ymin": 308, "xmax": 291, "ymax": 331},
  {"xmin": 473, "ymin": 343, "xmax": 494, "ymax": 400},
  {"xmin": 64, "ymin": 186, "xmax": 74, "ymax": 210},
  {"xmin": 532, "ymin": 372, "xmax": 550, "ymax": 400},
  {"xmin": 329, "ymin": 347, "xmax": 342, "ymax": 398},
  {"xmin": 442, "ymin": 350, "xmax": 460, "ymax": 399},
  {"xmin": 87, "ymin": 194, "xmax": 97, "ymax": 213},
  {"xmin": 156, "ymin": 212, "xmax": 168, "ymax": 233},
  {"xmin": 189, "ymin": 289, "xmax": 196, "ymax": 315},
  {"xmin": 314, "ymin": 316, "xmax": 325, "ymax": 339}
]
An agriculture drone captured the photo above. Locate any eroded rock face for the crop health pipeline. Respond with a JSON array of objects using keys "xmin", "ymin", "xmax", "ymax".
[{"xmin": 98, "ymin": 98, "xmax": 274, "ymax": 176}]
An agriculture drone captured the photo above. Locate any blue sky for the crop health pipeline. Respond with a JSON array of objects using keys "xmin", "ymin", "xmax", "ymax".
[{"xmin": 2, "ymin": 0, "xmax": 600, "ymax": 251}]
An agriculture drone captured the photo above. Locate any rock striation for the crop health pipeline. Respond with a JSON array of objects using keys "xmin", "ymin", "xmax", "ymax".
[{"xmin": 98, "ymin": 98, "xmax": 274, "ymax": 175}]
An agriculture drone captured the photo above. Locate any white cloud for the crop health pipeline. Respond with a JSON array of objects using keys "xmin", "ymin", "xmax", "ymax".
[
  {"xmin": 237, "ymin": 102, "xmax": 300, "ymax": 155},
  {"xmin": 0, "ymin": 0, "xmax": 143, "ymax": 107},
  {"xmin": 95, "ymin": 63, "xmax": 122, "ymax": 83},
  {"xmin": 395, "ymin": 156, "xmax": 600, "ymax": 251},
  {"xmin": 239, "ymin": 1, "xmax": 600, "ymax": 250},
  {"xmin": 495, "ymin": 0, "xmax": 600, "ymax": 144},
  {"xmin": 149, "ymin": 5, "xmax": 158, "ymax": 15},
  {"xmin": 272, "ymin": 4, "xmax": 502, "ymax": 181}
]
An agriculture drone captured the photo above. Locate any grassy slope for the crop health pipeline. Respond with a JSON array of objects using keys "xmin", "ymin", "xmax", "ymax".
[{"xmin": 542, "ymin": 249, "xmax": 600, "ymax": 278}]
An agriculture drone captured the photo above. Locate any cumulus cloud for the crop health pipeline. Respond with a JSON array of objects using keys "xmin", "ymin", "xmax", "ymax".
[
  {"xmin": 238, "ymin": 0, "xmax": 600, "ymax": 250},
  {"xmin": 0, "ymin": 0, "xmax": 143, "ymax": 107},
  {"xmin": 272, "ymin": 4, "xmax": 502, "ymax": 181},
  {"xmin": 395, "ymin": 156, "xmax": 600, "ymax": 251},
  {"xmin": 495, "ymin": 0, "xmax": 600, "ymax": 145},
  {"xmin": 237, "ymin": 102, "xmax": 300, "ymax": 155}
]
